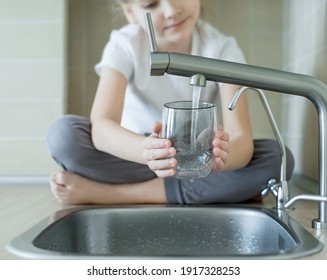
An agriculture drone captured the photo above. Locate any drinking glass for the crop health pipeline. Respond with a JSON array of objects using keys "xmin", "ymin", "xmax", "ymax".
[{"xmin": 161, "ymin": 101, "xmax": 218, "ymax": 181}]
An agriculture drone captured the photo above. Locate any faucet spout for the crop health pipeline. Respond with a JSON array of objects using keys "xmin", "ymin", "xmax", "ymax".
[
  {"xmin": 190, "ymin": 74, "xmax": 207, "ymax": 87},
  {"xmin": 228, "ymin": 87, "xmax": 287, "ymax": 183},
  {"xmin": 144, "ymin": 13, "xmax": 327, "ymax": 229},
  {"xmin": 228, "ymin": 87, "xmax": 289, "ymax": 207}
]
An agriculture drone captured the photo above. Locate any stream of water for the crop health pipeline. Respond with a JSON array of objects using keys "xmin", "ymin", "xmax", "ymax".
[{"xmin": 190, "ymin": 85, "xmax": 202, "ymax": 151}]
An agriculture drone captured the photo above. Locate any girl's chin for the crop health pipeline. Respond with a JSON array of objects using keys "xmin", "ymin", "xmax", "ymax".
[{"xmin": 164, "ymin": 33, "xmax": 191, "ymax": 45}]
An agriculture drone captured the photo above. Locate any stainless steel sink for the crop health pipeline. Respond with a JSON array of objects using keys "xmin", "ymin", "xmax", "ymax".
[{"xmin": 7, "ymin": 205, "xmax": 323, "ymax": 259}]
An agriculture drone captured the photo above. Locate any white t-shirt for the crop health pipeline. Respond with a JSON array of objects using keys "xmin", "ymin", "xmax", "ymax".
[{"xmin": 95, "ymin": 20, "xmax": 246, "ymax": 135}]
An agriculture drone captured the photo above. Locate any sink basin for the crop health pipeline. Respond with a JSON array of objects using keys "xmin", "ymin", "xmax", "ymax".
[{"xmin": 7, "ymin": 205, "xmax": 323, "ymax": 259}]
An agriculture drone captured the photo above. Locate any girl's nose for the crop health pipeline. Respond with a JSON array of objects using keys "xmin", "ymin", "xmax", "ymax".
[{"xmin": 162, "ymin": 0, "xmax": 182, "ymax": 19}]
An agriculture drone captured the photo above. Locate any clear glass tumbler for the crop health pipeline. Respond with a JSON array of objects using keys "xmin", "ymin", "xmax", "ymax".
[{"xmin": 161, "ymin": 101, "xmax": 218, "ymax": 181}]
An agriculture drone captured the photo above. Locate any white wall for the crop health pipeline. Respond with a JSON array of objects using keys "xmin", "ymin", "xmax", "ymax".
[
  {"xmin": 281, "ymin": 0, "xmax": 327, "ymax": 180},
  {"xmin": 0, "ymin": 0, "xmax": 66, "ymax": 179}
]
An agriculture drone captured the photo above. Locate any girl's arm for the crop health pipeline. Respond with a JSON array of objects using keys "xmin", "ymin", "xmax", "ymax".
[
  {"xmin": 90, "ymin": 67, "xmax": 148, "ymax": 164},
  {"xmin": 91, "ymin": 67, "xmax": 178, "ymax": 174}
]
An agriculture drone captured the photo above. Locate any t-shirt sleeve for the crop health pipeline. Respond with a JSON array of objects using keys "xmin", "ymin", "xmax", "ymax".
[
  {"xmin": 219, "ymin": 37, "xmax": 246, "ymax": 64},
  {"xmin": 94, "ymin": 30, "xmax": 134, "ymax": 79},
  {"xmin": 194, "ymin": 21, "xmax": 247, "ymax": 65}
]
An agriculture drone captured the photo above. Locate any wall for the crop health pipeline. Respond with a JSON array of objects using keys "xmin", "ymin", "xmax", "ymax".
[
  {"xmin": 0, "ymin": 0, "xmax": 66, "ymax": 180},
  {"xmin": 67, "ymin": 0, "xmax": 114, "ymax": 116},
  {"xmin": 281, "ymin": 0, "xmax": 327, "ymax": 180}
]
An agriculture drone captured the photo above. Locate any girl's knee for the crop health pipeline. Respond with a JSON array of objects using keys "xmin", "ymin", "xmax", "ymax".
[
  {"xmin": 47, "ymin": 115, "xmax": 74, "ymax": 138},
  {"xmin": 46, "ymin": 115, "xmax": 90, "ymax": 160}
]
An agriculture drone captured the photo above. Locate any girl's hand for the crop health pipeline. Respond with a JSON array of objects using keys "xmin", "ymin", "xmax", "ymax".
[
  {"xmin": 212, "ymin": 126, "xmax": 230, "ymax": 171},
  {"xmin": 142, "ymin": 122, "xmax": 177, "ymax": 177}
]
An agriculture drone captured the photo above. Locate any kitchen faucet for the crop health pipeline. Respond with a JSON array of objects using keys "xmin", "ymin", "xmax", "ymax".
[
  {"xmin": 144, "ymin": 13, "xmax": 327, "ymax": 229},
  {"xmin": 228, "ymin": 87, "xmax": 288, "ymax": 208},
  {"xmin": 228, "ymin": 87, "xmax": 327, "ymax": 213}
]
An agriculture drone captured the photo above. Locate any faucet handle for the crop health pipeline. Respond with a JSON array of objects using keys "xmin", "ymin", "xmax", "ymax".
[
  {"xmin": 144, "ymin": 13, "xmax": 158, "ymax": 52},
  {"xmin": 260, "ymin": 178, "xmax": 278, "ymax": 198}
]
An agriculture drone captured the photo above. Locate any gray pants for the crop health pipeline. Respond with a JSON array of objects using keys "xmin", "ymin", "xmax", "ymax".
[{"xmin": 46, "ymin": 115, "xmax": 294, "ymax": 204}]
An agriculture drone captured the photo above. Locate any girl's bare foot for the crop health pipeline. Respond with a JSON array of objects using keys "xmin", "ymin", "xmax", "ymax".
[
  {"xmin": 50, "ymin": 171, "xmax": 106, "ymax": 204},
  {"xmin": 49, "ymin": 171, "xmax": 166, "ymax": 205}
]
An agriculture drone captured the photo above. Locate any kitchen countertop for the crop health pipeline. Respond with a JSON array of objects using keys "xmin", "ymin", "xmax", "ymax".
[{"xmin": 1, "ymin": 178, "xmax": 326, "ymax": 260}]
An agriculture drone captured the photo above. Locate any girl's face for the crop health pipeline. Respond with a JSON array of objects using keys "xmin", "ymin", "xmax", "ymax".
[{"xmin": 122, "ymin": 0, "xmax": 201, "ymax": 52}]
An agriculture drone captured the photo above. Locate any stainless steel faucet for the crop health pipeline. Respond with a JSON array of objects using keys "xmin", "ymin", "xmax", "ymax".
[
  {"xmin": 228, "ymin": 87, "xmax": 289, "ymax": 208},
  {"xmin": 144, "ymin": 13, "xmax": 327, "ymax": 229},
  {"xmin": 228, "ymin": 87, "xmax": 327, "ymax": 213}
]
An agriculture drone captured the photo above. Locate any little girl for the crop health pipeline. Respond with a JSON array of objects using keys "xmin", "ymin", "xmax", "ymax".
[{"xmin": 46, "ymin": 0, "xmax": 294, "ymax": 205}]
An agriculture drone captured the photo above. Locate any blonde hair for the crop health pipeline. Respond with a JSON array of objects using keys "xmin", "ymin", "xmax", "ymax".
[{"xmin": 108, "ymin": 0, "xmax": 129, "ymax": 27}]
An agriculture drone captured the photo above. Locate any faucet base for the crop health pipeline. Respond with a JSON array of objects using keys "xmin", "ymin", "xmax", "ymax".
[{"xmin": 312, "ymin": 219, "xmax": 327, "ymax": 230}]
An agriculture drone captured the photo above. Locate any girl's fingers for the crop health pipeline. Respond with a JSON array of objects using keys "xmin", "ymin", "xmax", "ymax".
[
  {"xmin": 143, "ymin": 147, "xmax": 176, "ymax": 161},
  {"xmin": 147, "ymin": 158, "xmax": 177, "ymax": 173},
  {"xmin": 147, "ymin": 158, "xmax": 177, "ymax": 178},
  {"xmin": 142, "ymin": 122, "xmax": 176, "ymax": 177},
  {"xmin": 213, "ymin": 138, "xmax": 230, "ymax": 154},
  {"xmin": 212, "ymin": 128, "xmax": 230, "ymax": 170},
  {"xmin": 213, "ymin": 146, "xmax": 228, "ymax": 163},
  {"xmin": 154, "ymin": 168, "xmax": 176, "ymax": 178},
  {"xmin": 151, "ymin": 121, "xmax": 162, "ymax": 136},
  {"xmin": 214, "ymin": 129, "xmax": 229, "ymax": 142},
  {"xmin": 143, "ymin": 137, "xmax": 171, "ymax": 150}
]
